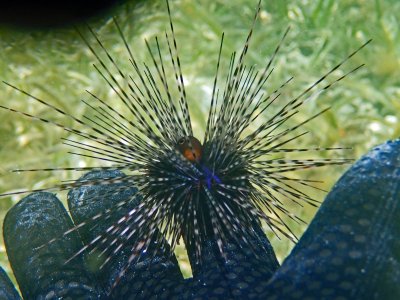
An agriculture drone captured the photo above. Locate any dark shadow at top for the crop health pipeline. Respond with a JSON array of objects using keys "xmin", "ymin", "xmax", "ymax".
[{"xmin": 0, "ymin": 0, "xmax": 140, "ymax": 30}]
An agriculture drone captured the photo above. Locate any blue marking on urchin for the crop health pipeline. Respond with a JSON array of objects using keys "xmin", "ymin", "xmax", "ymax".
[{"xmin": 201, "ymin": 165, "xmax": 221, "ymax": 190}]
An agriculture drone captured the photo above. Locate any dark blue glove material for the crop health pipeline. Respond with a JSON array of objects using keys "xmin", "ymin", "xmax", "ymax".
[
  {"xmin": 2, "ymin": 139, "xmax": 400, "ymax": 299},
  {"xmin": 0, "ymin": 267, "xmax": 19, "ymax": 299},
  {"xmin": 260, "ymin": 139, "xmax": 400, "ymax": 299}
]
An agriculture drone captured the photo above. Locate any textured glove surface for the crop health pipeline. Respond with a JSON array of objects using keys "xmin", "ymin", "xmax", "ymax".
[{"xmin": 2, "ymin": 140, "xmax": 400, "ymax": 299}]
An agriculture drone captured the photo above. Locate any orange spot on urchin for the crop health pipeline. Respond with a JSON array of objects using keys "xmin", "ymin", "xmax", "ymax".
[{"xmin": 177, "ymin": 136, "xmax": 202, "ymax": 163}]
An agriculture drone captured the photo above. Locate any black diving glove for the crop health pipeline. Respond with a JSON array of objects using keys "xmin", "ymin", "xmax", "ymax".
[{"xmin": 2, "ymin": 139, "xmax": 400, "ymax": 299}]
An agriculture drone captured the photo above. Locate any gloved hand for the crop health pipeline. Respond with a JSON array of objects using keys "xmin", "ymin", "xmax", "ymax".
[{"xmin": 2, "ymin": 139, "xmax": 400, "ymax": 299}]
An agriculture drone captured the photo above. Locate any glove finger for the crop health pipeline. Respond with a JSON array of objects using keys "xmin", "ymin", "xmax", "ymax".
[
  {"xmin": 67, "ymin": 169, "xmax": 184, "ymax": 298},
  {"xmin": 185, "ymin": 219, "xmax": 279, "ymax": 299},
  {"xmin": 0, "ymin": 266, "xmax": 20, "ymax": 300},
  {"xmin": 263, "ymin": 139, "xmax": 400, "ymax": 299},
  {"xmin": 3, "ymin": 192, "xmax": 101, "ymax": 299}
]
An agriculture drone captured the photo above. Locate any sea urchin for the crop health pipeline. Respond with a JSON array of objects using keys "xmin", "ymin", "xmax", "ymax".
[{"xmin": 1, "ymin": 0, "xmax": 370, "ymax": 288}]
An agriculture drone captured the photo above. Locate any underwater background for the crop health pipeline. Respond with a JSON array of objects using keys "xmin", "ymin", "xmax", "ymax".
[{"xmin": 0, "ymin": 0, "xmax": 398, "ymax": 285}]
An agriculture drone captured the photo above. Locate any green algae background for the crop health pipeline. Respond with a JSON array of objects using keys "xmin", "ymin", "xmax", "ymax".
[{"xmin": 0, "ymin": 0, "xmax": 398, "ymax": 286}]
